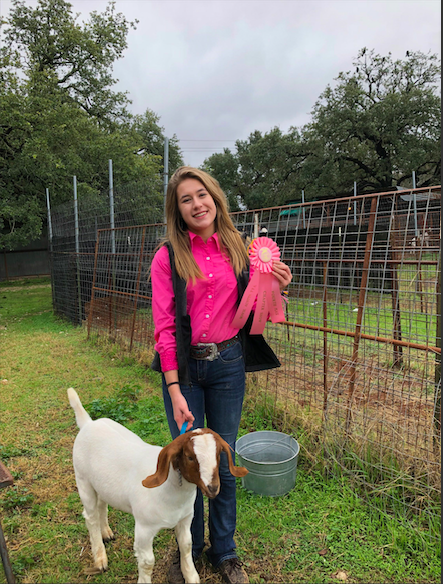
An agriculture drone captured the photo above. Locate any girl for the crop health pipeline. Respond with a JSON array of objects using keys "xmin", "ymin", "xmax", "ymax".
[{"xmin": 151, "ymin": 167, "xmax": 292, "ymax": 584}]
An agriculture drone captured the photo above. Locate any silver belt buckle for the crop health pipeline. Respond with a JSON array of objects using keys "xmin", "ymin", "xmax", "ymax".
[{"xmin": 196, "ymin": 342, "xmax": 219, "ymax": 361}]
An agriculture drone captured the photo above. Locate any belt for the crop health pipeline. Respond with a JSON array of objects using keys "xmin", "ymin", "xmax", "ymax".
[{"xmin": 190, "ymin": 335, "xmax": 239, "ymax": 361}]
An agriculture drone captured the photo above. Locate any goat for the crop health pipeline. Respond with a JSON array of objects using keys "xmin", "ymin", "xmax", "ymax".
[{"xmin": 67, "ymin": 388, "xmax": 248, "ymax": 583}]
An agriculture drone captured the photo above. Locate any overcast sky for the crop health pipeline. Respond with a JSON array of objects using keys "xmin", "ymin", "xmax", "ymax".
[{"xmin": 1, "ymin": 0, "xmax": 441, "ymax": 167}]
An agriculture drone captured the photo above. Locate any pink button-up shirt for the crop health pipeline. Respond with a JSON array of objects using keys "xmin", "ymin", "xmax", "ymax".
[{"xmin": 151, "ymin": 232, "xmax": 243, "ymax": 372}]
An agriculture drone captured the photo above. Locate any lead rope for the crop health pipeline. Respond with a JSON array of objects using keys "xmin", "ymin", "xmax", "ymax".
[{"xmin": 176, "ymin": 422, "xmax": 188, "ymax": 487}]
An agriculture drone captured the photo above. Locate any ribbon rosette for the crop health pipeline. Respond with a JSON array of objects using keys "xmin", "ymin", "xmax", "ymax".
[{"xmin": 231, "ymin": 237, "xmax": 285, "ymax": 334}]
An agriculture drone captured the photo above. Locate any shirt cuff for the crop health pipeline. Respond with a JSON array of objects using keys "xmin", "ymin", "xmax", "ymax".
[{"xmin": 160, "ymin": 350, "xmax": 179, "ymax": 372}]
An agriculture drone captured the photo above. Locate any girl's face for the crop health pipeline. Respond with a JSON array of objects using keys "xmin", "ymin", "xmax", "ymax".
[{"xmin": 177, "ymin": 178, "xmax": 217, "ymax": 241}]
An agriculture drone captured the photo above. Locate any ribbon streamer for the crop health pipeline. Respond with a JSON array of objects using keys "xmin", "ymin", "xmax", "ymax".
[{"xmin": 231, "ymin": 237, "xmax": 285, "ymax": 334}]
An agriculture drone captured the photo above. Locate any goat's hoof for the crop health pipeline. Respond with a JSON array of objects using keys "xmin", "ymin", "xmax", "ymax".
[
  {"xmin": 102, "ymin": 527, "xmax": 115, "ymax": 542},
  {"xmin": 97, "ymin": 561, "xmax": 108, "ymax": 572},
  {"xmin": 92, "ymin": 552, "xmax": 108, "ymax": 573},
  {"xmin": 102, "ymin": 534, "xmax": 115, "ymax": 543},
  {"xmin": 84, "ymin": 566, "xmax": 107, "ymax": 575}
]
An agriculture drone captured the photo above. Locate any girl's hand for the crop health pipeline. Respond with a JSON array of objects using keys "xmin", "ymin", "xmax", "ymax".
[
  {"xmin": 171, "ymin": 392, "xmax": 195, "ymax": 432},
  {"xmin": 272, "ymin": 260, "xmax": 292, "ymax": 292}
]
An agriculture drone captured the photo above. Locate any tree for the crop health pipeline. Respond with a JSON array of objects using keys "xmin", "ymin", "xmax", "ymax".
[
  {"xmin": 0, "ymin": 83, "xmax": 164, "ymax": 249},
  {"xmin": 129, "ymin": 109, "xmax": 183, "ymax": 175},
  {"xmin": 205, "ymin": 128, "xmax": 308, "ymax": 209},
  {"xmin": 235, "ymin": 127, "xmax": 306, "ymax": 209},
  {"xmin": 203, "ymin": 148, "xmax": 241, "ymax": 211},
  {"xmin": 303, "ymin": 48, "xmax": 441, "ymax": 194},
  {"xmin": 3, "ymin": 0, "xmax": 136, "ymax": 125},
  {"xmin": 0, "ymin": 0, "xmax": 178, "ymax": 250},
  {"xmin": 204, "ymin": 49, "xmax": 441, "ymax": 208}
]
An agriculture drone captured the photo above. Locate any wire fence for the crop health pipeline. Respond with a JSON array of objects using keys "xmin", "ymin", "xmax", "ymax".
[
  {"xmin": 50, "ymin": 184, "xmax": 441, "ymax": 531},
  {"xmin": 49, "ymin": 179, "xmax": 164, "ymax": 323}
]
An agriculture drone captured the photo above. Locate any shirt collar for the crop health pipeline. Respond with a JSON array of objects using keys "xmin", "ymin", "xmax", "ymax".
[{"xmin": 188, "ymin": 230, "xmax": 221, "ymax": 251}]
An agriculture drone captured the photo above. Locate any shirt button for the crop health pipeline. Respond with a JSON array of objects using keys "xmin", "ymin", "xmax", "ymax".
[
  {"xmin": 206, "ymin": 256, "xmax": 210, "ymax": 260},
  {"xmin": 208, "ymin": 295, "xmax": 212, "ymax": 299},
  {"xmin": 209, "ymin": 273, "xmax": 213, "ymax": 277},
  {"xmin": 202, "ymin": 333, "xmax": 207, "ymax": 338},
  {"xmin": 205, "ymin": 314, "xmax": 210, "ymax": 319}
]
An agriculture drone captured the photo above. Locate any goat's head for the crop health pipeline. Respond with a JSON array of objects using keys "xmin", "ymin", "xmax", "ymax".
[{"xmin": 142, "ymin": 428, "xmax": 248, "ymax": 498}]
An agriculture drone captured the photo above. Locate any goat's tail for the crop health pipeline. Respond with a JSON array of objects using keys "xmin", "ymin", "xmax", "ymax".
[{"xmin": 67, "ymin": 388, "xmax": 91, "ymax": 429}]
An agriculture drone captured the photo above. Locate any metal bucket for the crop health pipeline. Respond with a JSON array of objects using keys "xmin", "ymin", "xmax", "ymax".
[{"xmin": 235, "ymin": 430, "xmax": 299, "ymax": 497}]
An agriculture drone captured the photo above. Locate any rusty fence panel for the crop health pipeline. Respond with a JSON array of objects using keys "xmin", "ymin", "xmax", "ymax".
[
  {"xmin": 231, "ymin": 186, "xmax": 441, "ymax": 527},
  {"xmin": 86, "ymin": 223, "xmax": 164, "ymax": 354},
  {"xmin": 52, "ymin": 185, "xmax": 441, "ymax": 529}
]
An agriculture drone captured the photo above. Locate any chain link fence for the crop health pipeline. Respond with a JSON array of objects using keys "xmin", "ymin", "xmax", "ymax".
[{"xmin": 50, "ymin": 184, "xmax": 441, "ymax": 532}]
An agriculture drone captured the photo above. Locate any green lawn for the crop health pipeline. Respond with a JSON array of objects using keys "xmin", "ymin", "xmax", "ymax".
[{"xmin": 0, "ymin": 278, "xmax": 440, "ymax": 583}]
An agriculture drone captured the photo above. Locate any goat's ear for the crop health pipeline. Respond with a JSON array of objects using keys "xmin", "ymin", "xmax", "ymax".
[
  {"xmin": 142, "ymin": 438, "xmax": 183, "ymax": 488},
  {"xmin": 218, "ymin": 436, "xmax": 249, "ymax": 478}
]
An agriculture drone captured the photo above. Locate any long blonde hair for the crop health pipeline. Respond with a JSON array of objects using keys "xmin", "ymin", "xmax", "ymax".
[{"xmin": 164, "ymin": 166, "xmax": 249, "ymax": 282}]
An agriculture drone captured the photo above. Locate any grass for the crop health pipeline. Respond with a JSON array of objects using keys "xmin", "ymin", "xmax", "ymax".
[
  {"xmin": 287, "ymin": 295, "xmax": 438, "ymax": 348},
  {"xmin": 0, "ymin": 277, "xmax": 441, "ymax": 583}
]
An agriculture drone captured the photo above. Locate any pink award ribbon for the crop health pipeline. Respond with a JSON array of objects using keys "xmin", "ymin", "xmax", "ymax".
[{"xmin": 231, "ymin": 237, "xmax": 285, "ymax": 334}]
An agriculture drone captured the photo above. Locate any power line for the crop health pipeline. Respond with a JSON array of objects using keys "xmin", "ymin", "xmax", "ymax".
[{"xmin": 181, "ymin": 148, "xmax": 231, "ymax": 151}]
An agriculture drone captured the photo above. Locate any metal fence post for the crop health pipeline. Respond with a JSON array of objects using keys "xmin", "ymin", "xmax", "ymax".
[
  {"xmin": 109, "ymin": 159, "xmax": 117, "ymax": 328},
  {"xmin": 73, "ymin": 176, "xmax": 81, "ymax": 324},
  {"xmin": 129, "ymin": 226, "xmax": 147, "ymax": 351},
  {"xmin": 46, "ymin": 188, "xmax": 55, "ymax": 308},
  {"xmin": 109, "ymin": 159, "xmax": 115, "ymax": 255},
  {"xmin": 73, "ymin": 176, "xmax": 79, "ymax": 255},
  {"xmin": 163, "ymin": 137, "xmax": 169, "ymax": 226},
  {"xmin": 353, "ymin": 181, "xmax": 357, "ymax": 226},
  {"xmin": 435, "ymin": 256, "xmax": 441, "ymax": 452},
  {"xmin": 323, "ymin": 261, "xmax": 329, "ymax": 414},
  {"xmin": 390, "ymin": 197, "xmax": 403, "ymax": 367},
  {"xmin": 346, "ymin": 195, "xmax": 378, "ymax": 435},
  {"xmin": 412, "ymin": 171, "xmax": 419, "ymax": 237},
  {"xmin": 46, "ymin": 188, "xmax": 53, "ymax": 250},
  {"xmin": 301, "ymin": 189, "xmax": 305, "ymax": 229},
  {"xmin": 87, "ymin": 232, "xmax": 101, "ymax": 340}
]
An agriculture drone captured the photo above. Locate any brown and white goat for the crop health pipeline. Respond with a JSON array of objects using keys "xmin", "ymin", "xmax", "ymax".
[{"xmin": 67, "ymin": 388, "xmax": 247, "ymax": 583}]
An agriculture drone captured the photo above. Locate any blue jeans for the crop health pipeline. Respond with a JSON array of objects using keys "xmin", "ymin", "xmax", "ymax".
[{"xmin": 162, "ymin": 341, "xmax": 245, "ymax": 568}]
